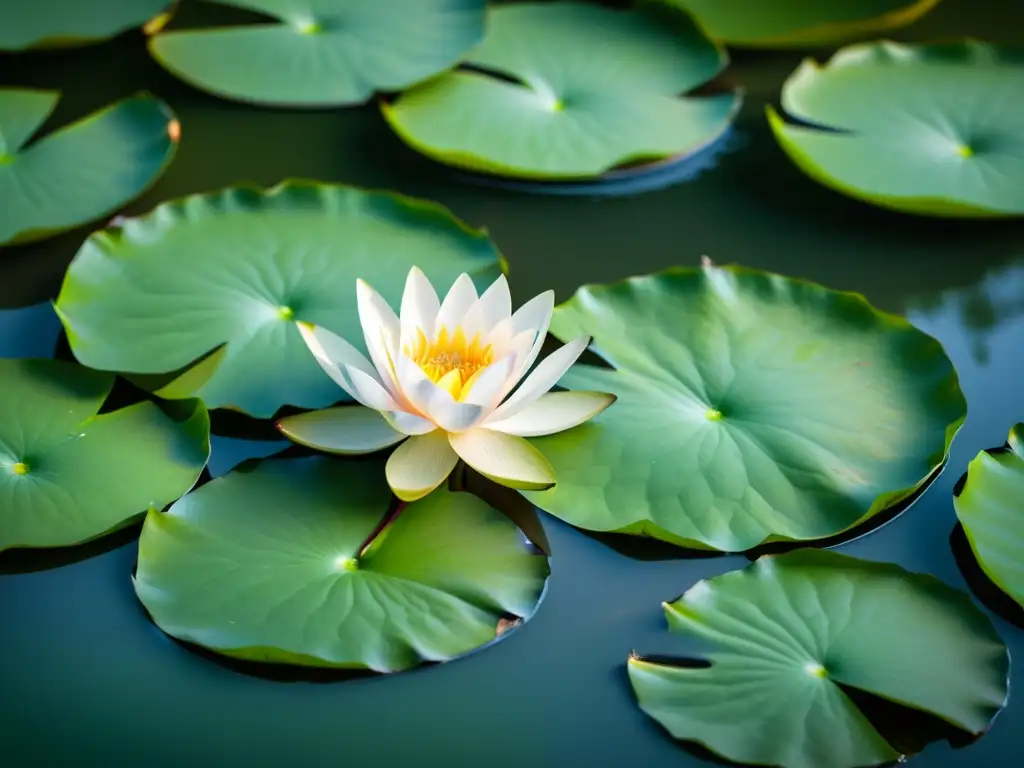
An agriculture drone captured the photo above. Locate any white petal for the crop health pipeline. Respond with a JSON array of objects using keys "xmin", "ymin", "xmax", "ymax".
[
  {"xmin": 490, "ymin": 335, "xmax": 590, "ymax": 421},
  {"xmin": 435, "ymin": 273, "xmax": 478, "ymax": 336},
  {"xmin": 277, "ymin": 406, "xmax": 405, "ymax": 454},
  {"xmin": 494, "ymin": 328, "xmax": 540, "ymax": 397},
  {"xmin": 466, "ymin": 273, "xmax": 512, "ymax": 334},
  {"xmin": 298, "ymin": 323, "xmax": 376, "ymax": 401},
  {"xmin": 504, "ymin": 290, "xmax": 555, "ymax": 385},
  {"xmin": 485, "ymin": 391, "xmax": 616, "ymax": 436},
  {"xmin": 396, "ymin": 354, "xmax": 486, "ymax": 432},
  {"xmin": 382, "ymin": 409, "xmax": 437, "ymax": 436},
  {"xmin": 400, "ymin": 266, "xmax": 440, "ymax": 350},
  {"xmin": 386, "ymin": 430, "xmax": 459, "ymax": 502},
  {"xmin": 356, "ymin": 278, "xmax": 401, "ymax": 390},
  {"xmin": 461, "ymin": 355, "xmax": 515, "ymax": 408},
  {"xmin": 449, "ymin": 429, "xmax": 555, "ymax": 490},
  {"xmin": 344, "ymin": 365, "xmax": 400, "ymax": 411}
]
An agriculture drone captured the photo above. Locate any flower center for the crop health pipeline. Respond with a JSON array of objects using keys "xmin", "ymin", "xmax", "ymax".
[{"xmin": 406, "ymin": 326, "xmax": 494, "ymax": 400}]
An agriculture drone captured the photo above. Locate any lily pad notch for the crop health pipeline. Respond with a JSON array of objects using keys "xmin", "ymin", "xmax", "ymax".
[
  {"xmin": 768, "ymin": 41, "xmax": 1024, "ymax": 217},
  {"xmin": 134, "ymin": 455, "xmax": 550, "ymax": 673},
  {"xmin": 628, "ymin": 549, "xmax": 1009, "ymax": 768},
  {"xmin": 382, "ymin": 2, "xmax": 742, "ymax": 180}
]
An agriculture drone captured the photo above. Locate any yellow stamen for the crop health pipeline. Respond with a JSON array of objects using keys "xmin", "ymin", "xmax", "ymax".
[{"xmin": 404, "ymin": 325, "xmax": 494, "ymax": 399}]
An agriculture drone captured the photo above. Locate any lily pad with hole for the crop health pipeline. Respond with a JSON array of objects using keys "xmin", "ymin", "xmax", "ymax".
[
  {"xmin": 662, "ymin": 0, "xmax": 942, "ymax": 48},
  {"xmin": 953, "ymin": 423, "xmax": 1024, "ymax": 608},
  {"xmin": 0, "ymin": 358, "xmax": 210, "ymax": 552},
  {"xmin": 768, "ymin": 41, "xmax": 1024, "ymax": 217},
  {"xmin": 0, "ymin": 0, "xmax": 170, "ymax": 51},
  {"xmin": 148, "ymin": 0, "xmax": 487, "ymax": 108},
  {"xmin": 0, "ymin": 90, "xmax": 178, "ymax": 247},
  {"xmin": 133, "ymin": 455, "xmax": 549, "ymax": 672},
  {"xmin": 628, "ymin": 549, "xmax": 1008, "ymax": 768},
  {"xmin": 381, "ymin": 2, "xmax": 741, "ymax": 181},
  {"xmin": 522, "ymin": 263, "xmax": 965, "ymax": 552},
  {"xmin": 54, "ymin": 181, "xmax": 504, "ymax": 418}
]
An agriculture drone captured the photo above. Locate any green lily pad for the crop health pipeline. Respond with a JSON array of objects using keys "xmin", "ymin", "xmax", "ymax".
[
  {"xmin": 382, "ymin": 2, "xmax": 740, "ymax": 180},
  {"xmin": 0, "ymin": 0, "xmax": 170, "ymax": 51},
  {"xmin": 54, "ymin": 181, "xmax": 504, "ymax": 418},
  {"xmin": 768, "ymin": 41, "xmax": 1024, "ymax": 218},
  {"xmin": 662, "ymin": 0, "xmax": 942, "ymax": 48},
  {"xmin": 953, "ymin": 423, "xmax": 1024, "ymax": 607},
  {"xmin": 134, "ymin": 455, "xmax": 549, "ymax": 672},
  {"xmin": 148, "ymin": 0, "xmax": 487, "ymax": 108},
  {"xmin": 0, "ymin": 90, "xmax": 178, "ymax": 247},
  {"xmin": 0, "ymin": 358, "xmax": 210, "ymax": 553},
  {"xmin": 628, "ymin": 549, "xmax": 1008, "ymax": 768},
  {"xmin": 522, "ymin": 264, "xmax": 965, "ymax": 552}
]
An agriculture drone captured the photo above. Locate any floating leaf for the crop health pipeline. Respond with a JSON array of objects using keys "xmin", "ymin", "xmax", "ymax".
[
  {"xmin": 523, "ymin": 264, "xmax": 965, "ymax": 551},
  {"xmin": 0, "ymin": 0, "xmax": 170, "ymax": 51},
  {"xmin": 954, "ymin": 423, "xmax": 1024, "ymax": 608},
  {"xmin": 768, "ymin": 41, "xmax": 1024, "ymax": 217},
  {"xmin": 382, "ymin": 2, "xmax": 740, "ymax": 180},
  {"xmin": 0, "ymin": 359, "xmax": 210, "ymax": 552},
  {"xmin": 54, "ymin": 181, "xmax": 504, "ymax": 418},
  {"xmin": 662, "ymin": 0, "xmax": 941, "ymax": 48},
  {"xmin": 149, "ymin": 0, "xmax": 487, "ymax": 107},
  {"xmin": 628, "ymin": 549, "xmax": 1008, "ymax": 768},
  {"xmin": 134, "ymin": 455, "xmax": 549, "ymax": 672},
  {"xmin": 0, "ymin": 90, "xmax": 178, "ymax": 247}
]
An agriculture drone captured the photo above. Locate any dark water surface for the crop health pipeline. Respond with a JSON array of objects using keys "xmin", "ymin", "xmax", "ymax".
[{"xmin": 3, "ymin": 1, "xmax": 1024, "ymax": 765}]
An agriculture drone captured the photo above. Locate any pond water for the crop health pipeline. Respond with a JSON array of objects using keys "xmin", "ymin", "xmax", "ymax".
[{"xmin": 2, "ymin": 1, "xmax": 1024, "ymax": 765}]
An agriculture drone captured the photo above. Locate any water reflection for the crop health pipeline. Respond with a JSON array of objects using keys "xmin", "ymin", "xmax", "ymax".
[{"xmin": 0, "ymin": 302, "xmax": 62, "ymax": 358}]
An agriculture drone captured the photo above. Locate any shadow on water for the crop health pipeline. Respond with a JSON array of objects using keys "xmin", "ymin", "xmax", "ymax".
[
  {"xmin": 0, "ymin": 520, "xmax": 143, "ymax": 575},
  {"xmin": 950, "ymin": 522, "xmax": 1024, "ymax": 630}
]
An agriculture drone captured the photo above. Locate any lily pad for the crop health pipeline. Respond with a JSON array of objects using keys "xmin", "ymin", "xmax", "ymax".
[
  {"xmin": 0, "ymin": 90, "xmax": 178, "ymax": 247},
  {"xmin": 662, "ymin": 0, "xmax": 942, "ymax": 48},
  {"xmin": 628, "ymin": 549, "xmax": 1008, "ymax": 768},
  {"xmin": 382, "ymin": 2, "xmax": 740, "ymax": 180},
  {"xmin": 768, "ymin": 41, "xmax": 1024, "ymax": 218},
  {"xmin": 522, "ymin": 264, "xmax": 965, "ymax": 552},
  {"xmin": 953, "ymin": 424, "xmax": 1024, "ymax": 608},
  {"xmin": 54, "ymin": 181, "xmax": 504, "ymax": 418},
  {"xmin": 0, "ymin": 0, "xmax": 170, "ymax": 51},
  {"xmin": 148, "ymin": 0, "xmax": 487, "ymax": 107},
  {"xmin": 133, "ymin": 455, "xmax": 549, "ymax": 672},
  {"xmin": 0, "ymin": 358, "xmax": 210, "ymax": 552}
]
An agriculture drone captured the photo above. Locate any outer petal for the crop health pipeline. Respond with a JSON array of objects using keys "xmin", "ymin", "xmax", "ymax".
[
  {"xmin": 382, "ymin": 410, "xmax": 437, "ymax": 436},
  {"xmin": 400, "ymin": 266, "xmax": 440, "ymax": 351},
  {"xmin": 386, "ymin": 430, "xmax": 459, "ymax": 502},
  {"xmin": 396, "ymin": 354, "xmax": 485, "ymax": 432},
  {"xmin": 435, "ymin": 273, "xmax": 478, "ymax": 336},
  {"xmin": 485, "ymin": 391, "xmax": 616, "ymax": 436},
  {"xmin": 298, "ymin": 322, "xmax": 377, "ymax": 402},
  {"xmin": 449, "ymin": 429, "xmax": 556, "ymax": 491},
  {"xmin": 276, "ymin": 406, "xmax": 406, "ymax": 454},
  {"xmin": 343, "ymin": 365, "xmax": 401, "ymax": 411},
  {"xmin": 502, "ymin": 289, "xmax": 555, "ymax": 388},
  {"xmin": 490, "ymin": 335, "xmax": 591, "ymax": 422},
  {"xmin": 356, "ymin": 278, "xmax": 401, "ymax": 390}
]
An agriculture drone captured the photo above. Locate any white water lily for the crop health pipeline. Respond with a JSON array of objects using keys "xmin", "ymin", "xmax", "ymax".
[{"xmin": 288, "ymin": 267, "xmax": 615, "ymax": 501}]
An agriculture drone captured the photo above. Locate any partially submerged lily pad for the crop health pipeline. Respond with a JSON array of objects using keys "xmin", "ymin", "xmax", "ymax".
[
  {"xmin": 953, "ymin": 424, "xmax": 1024, "ymax": 608},
  {"xmin": 0, "ymin": 90, "xmax": 178, "ymax": 247},
  {"xmin": 0, "ymin": 358, "xmax": 210, "ymax": 552},
  {"xmin": 134, "ymin": 455, "xmax": 549, "ymax": 672},
  {"xmin": 149, "ymin": 0, "xmax": 487, "ymax": 107},
  {"xmin": 628, "ymin": 549, "xmax": 1009, "ymax": 768},
  {"xmin": 663, "ymin": 0, "xmax": 942, "ymax": 48},
  {"xmin": 768, "ymin": 41, "xmax": 1024, "ymax": 217},
  {"xmin": 54, "ymin": 181, "xmax": 504, "ymax": 418},
  {"xmin": 382, "ymin": 2, "xmax": 740, "ymax": 180},
  {"xmin": 0, "ymin": 0, "xmax": 170, "ymax": 51},
  {"xmin": 523, "ymin": 264, "xmax": 965, "ymax": 552}
]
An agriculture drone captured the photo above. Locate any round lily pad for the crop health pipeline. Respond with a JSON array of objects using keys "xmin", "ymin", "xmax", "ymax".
[
  {"xmin": 0, "ymin": 358, "xmax": 210, "ymax": 552},
  {"xmin": 953, "ymin": 424, "xmax": 1024, "ymax": 608},
  {"xmin": 0, "ymin": 90, "xmax": 178, "ymax": 247},
  {"xmin": 767, "ymin": 41, "xmax": 1024, "ymax": 218},
  {"xmin": 628, "ymin": 549, "xmax": 1009, "ymax": 768},
  {"xmin": 662, "ymin": 0, "xmax": 942, "ymax": 48},
  {"xmin": 522, "ymin": 264, "xmax": 965, "ymax": 552},
  {"xmin": 381, "ymin": 2, "xmax": 741, "ymax": 180},
  {"xmin": 148, "ymin": 0, "xmax": 487, "ymax": 108},
  {"xmin": 53, "ymin": 181, "xmax": 504, "ymax": 418},
  {"xmin": 0, "ymin": 0, "xmax": 170, "ymax": 51},
  {"xmin": 133, "ymin": 455, "xmax": 550, "ymax": 672}
]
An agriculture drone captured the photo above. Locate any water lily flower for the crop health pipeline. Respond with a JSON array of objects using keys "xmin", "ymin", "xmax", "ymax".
[{"xmin": 288, "ymin": 267, "xmax": 615, "ymax": 502}]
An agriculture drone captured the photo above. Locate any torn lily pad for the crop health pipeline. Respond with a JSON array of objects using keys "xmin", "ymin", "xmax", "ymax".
[
  {"xmin": 629, "ymin": 549, "xmax": 1009, "ymax": 768},
  {"xmin": 382, "ymin": 2, "xmax": 740, "ymax": 180},
  {"xmin": 134, "ymin": 455, "xmax": 549, "ymax": 672},
  {"xmin": 768, "ymin": 41, "xmax": 1024, "ymax": 217}
]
